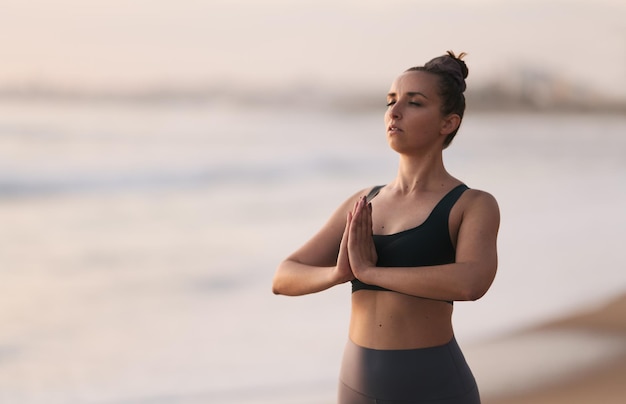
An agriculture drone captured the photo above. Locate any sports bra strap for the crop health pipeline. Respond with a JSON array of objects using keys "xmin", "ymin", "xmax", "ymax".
[{"xmin": 365, "ymin": 185, "xmax": 385, "ymax": 203}]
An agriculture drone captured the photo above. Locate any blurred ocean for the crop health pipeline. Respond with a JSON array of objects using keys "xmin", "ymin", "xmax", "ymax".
[{"xmin": 0, "ymin": 99, "xmax": 625, "ymax": 403}]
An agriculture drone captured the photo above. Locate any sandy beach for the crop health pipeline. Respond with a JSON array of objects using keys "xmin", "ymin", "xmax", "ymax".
[{"xmin": 478, "ymin": 292, "xmax": 626, "ymax": 404}]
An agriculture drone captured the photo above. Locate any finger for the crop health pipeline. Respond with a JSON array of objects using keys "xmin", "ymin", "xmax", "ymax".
[
  {"xmin": 352, "ymin": 196, "xmax": 364, "ymax": 215},
  {"xmin": 354, "ymin": 196, "xmax": 364, "ymax": 215},
  {"xmin": 352, "ymin": 197, "xmax": 366, "ymax": 234},
  {"xmin": 366, "ymin": 202, "xmax": 373, "ymax": 236},
  {"xmin": 342, "ymin": 211, "xmax": 350, "ymax": 239},
  {"xmin": 350, "ymin": 197, "xmax": 362, "ymax": 230},
  {"xmin": 358, "ymin": 198, "xmax": 369, "ymax": 238},
  {"xmin": 348, "ymin": 205, "xmax": 362, "ymax": 246}
]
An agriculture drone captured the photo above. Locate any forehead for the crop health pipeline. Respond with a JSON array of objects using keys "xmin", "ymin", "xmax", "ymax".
[{"xmin": 388, "ymin": 71, "xmax": 439, "ymax": 98}]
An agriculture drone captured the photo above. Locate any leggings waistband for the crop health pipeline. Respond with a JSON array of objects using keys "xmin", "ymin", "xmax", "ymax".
[{"xmin": 339, "ymin": 337, "xmax": 479, "ymax": 403}]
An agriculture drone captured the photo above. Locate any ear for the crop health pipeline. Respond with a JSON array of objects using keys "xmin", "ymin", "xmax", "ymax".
[{"xmin": 440, "ymin": 114, "xmax": 461, "ymax": 136}]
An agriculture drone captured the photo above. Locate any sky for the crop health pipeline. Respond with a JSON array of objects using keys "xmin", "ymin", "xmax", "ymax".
[{"xmin": 0, "ymin": 0, "xmax": 625, "ymax": 98}]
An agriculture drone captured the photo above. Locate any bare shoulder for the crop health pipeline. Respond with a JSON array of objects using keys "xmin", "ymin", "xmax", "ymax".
[
  {"xmin": 460, "ymin": 188, "xmax": 500, "ymax": 226},
  {"xmin": 464, "ymin": 188, "xmax": 499, "ymax": 208}
]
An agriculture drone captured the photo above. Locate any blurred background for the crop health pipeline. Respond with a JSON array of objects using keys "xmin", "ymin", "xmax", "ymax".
[{"xmin": 0, "ymin": 0, "xmax": 625, "ymax": 403}]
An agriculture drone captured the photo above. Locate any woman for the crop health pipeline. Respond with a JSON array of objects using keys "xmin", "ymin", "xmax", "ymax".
[{"xmin": 272, "ymin": 51, "xmax": 500, "ymax": 404}]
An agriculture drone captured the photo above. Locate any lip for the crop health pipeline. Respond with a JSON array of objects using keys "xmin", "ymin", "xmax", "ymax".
[{"xmin": 387, "ymin": 125, "xmax": 403, "ymax": 133}]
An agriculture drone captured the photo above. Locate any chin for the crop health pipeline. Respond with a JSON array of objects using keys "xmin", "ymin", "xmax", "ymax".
[{"xmin": 386, "ymin": 139, "xmax": 406, "ymax": 154}]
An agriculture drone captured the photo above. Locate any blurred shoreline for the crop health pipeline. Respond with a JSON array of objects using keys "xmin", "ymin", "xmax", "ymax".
[
  {"xmin": 479, "ymin": 292, "xmax": 626, "ymax": 403},
  {"xmin": 1, "ymin": 76, "xmax": 625, "ymax": 115}
]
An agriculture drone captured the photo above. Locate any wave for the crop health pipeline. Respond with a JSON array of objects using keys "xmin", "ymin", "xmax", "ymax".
[{"xmin": 0, "ymin": 156, "xmax": 373, "ymax": 198}]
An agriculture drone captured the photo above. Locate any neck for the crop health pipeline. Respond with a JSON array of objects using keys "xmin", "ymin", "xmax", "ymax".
[{"xmin": 391, "ymin": 152, "xmax": 450, "ymax": 194}]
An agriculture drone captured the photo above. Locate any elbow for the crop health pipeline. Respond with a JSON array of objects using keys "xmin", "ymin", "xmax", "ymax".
[
  {"xmin": 272, "ymin": 262, "xmax": 294, "ymax": 296},
  {"xmin": 461, "ymin": 287, "xmax": 487, "ymax": 302},
  {"xmin": 272, "ymin": 283, "xmax": 284, "ymax": 295},
  {"xmin": 459, "ymin": 275, "xmax": 495, "ymax": 301},
  {"xmin": 273, "ymin": 280, "xmax": 300, "ymax": 296},
  {"xmin": 272, "ymin": 273, "xmax": 285, "ymax": 295},
  {"xmin": 455, "ymin": 283, "xmax": 487, "ymax": 301},
  {"xmin": 272, "ymin": 261, "xmax": 284, "ymax": 295}
]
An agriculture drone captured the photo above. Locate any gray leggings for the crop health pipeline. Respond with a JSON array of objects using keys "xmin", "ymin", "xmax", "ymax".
[{"xmin": 338, "ymin": 337, "xmax": 480, "ymax": 404}]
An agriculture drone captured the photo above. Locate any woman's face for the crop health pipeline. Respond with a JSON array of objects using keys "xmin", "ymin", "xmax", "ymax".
[{"xmin": 384, "ymin": 71, "xmax": 453, "ymax": 155}]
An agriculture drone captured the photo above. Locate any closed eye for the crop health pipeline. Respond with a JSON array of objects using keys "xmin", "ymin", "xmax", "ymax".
[{"xmin": 386, "ymin": 101, "xmax": 423, "ymax": 107}]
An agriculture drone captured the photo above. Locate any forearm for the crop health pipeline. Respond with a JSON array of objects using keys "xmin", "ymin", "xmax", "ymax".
[
  {"xmin": 272, "ymin": 259, "xmax": 344, "ymax": 296},
  {"xmin": 359, "ymin": 261, "xmax": 495, "ymax": 302}
]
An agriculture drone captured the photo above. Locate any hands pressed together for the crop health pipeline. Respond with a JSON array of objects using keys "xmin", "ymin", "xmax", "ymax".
[{"xmin": 335, "ymin": 195, "xmax": 378, "ymax": 284}]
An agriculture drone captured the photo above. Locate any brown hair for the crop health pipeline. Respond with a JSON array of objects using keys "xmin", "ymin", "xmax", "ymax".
[{"xmin": 406, "ymin": 51, "xmax": 468, "ymax": 148}]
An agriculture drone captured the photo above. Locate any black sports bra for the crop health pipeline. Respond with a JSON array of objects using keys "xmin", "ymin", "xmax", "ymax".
[{"xmin": 351, "ymin": 184, "xmax": 469, "ymax": 304}]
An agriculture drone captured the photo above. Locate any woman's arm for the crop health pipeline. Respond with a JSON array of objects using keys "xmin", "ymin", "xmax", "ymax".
[
  {"xmin": 272, "ymin": 189, "xmax": 368, "ymax": 296},
  {"xmin": 349, "ymin": 190, "xmax": 500, "ymax": 302}
]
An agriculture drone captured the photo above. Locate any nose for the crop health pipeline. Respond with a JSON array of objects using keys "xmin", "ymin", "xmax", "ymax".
[{"xmin": 388, "ymin": 103, "xmax": 401, "ymax": 119}]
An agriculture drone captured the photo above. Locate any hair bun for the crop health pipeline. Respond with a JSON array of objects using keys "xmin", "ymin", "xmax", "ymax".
[{"xmin": 424, "ymin": 51, "xmax": 468, "ymax": 92}]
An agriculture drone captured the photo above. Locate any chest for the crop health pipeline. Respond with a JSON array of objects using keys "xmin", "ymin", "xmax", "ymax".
[
  {"xmin": 371, "ymin": 194, "xmax": 456, "ymax": 235},
  {"xmin": 373, "ymin": 211, "xmax": 457, "ymax": 267},
  {"xmin": 370, "ymin": 190, "xmax": 465, "ymax": 251}
]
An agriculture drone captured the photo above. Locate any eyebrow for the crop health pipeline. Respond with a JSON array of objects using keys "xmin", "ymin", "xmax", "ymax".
[{"xmin": 387, "ymin": 91, "xmax": 429, "ymax": 99}]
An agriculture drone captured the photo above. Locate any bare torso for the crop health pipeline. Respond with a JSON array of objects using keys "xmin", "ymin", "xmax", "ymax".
[
  {"xmin": 348, "ymin": 183, "xmax": 464, "ymax": 350},
  {"xmin": 349, "ymin": 291, "xmax": 453, "ymax": 349}
]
